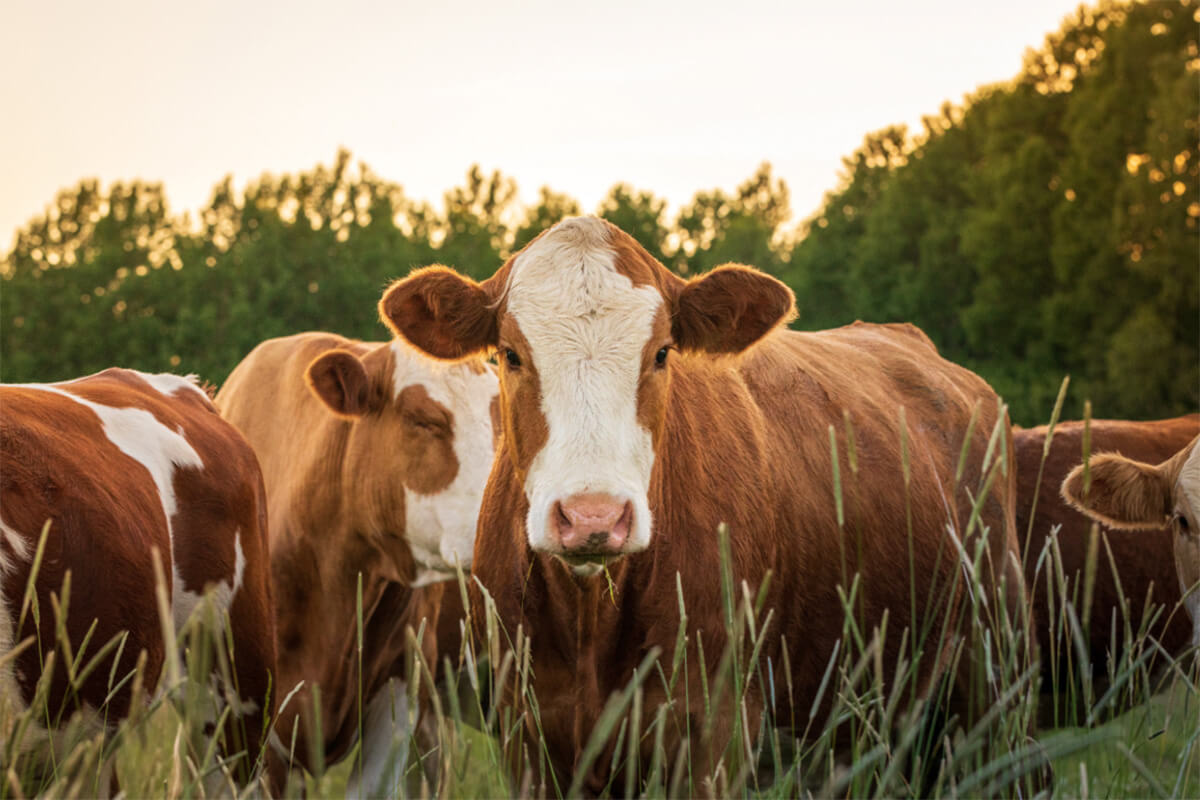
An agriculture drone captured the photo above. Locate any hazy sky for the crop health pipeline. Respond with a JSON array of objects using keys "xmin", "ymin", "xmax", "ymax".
[{"xmin": 3, "ymin": 0, "xmax": 1089, "ymax": 244}]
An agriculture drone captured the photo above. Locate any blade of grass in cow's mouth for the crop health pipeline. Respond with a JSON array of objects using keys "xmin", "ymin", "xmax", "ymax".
[{"xmin": 556, "ymin": 551, "xmax": 616, "ymax": 568}]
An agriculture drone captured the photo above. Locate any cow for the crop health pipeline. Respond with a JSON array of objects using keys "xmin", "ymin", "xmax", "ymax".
[
  {"xmin": 378, "ymin": 216, "xmax": 1033, "ymax": 793},
  {"xmin": 0, "ymin": 369, "xmax": 278, "ymax": 791},
  {"xmin": 1058, "ymin": 431, "xmax": 1200, "ymax": 652},
  {"xmin": 1016, "ymin": 415, "xmax": 1199, "ymax": 707},
  {"xmin": 214, "ymin": 331, "xmax": 498, "ymax": 794}
]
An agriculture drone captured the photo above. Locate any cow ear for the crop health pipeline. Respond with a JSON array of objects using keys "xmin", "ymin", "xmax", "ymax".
[
  {"xmin": 380, "ymin": 265, "xmax": 498, "ymax": 360},
  {"xmin": 671, "ymin": 264, "xmax": 796, "ymax": 354},
  {"xmin": 1060, "ymin": 453, "xmax": 1171, "ymax": 530},
  {"xmin": 307, "ymin": 351, "xmax": 371, "ymax": 418}
]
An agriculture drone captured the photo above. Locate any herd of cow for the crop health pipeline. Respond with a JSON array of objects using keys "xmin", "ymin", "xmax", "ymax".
[{"xmin": 1, "ymin": 216, "xmax": 1197, "ymax": 796}]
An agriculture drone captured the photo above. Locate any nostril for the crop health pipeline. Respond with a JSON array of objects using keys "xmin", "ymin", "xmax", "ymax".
[
  {"xmin": 555, "ymin": 501, "xmax": 572, "ymax": 531},
  {"xmin": 618, "ymin": 502, "xmax": 633, "ymax": 532}
]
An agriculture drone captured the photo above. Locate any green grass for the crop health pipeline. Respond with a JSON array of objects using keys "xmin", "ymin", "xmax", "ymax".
[
  {"xmin": 1046, "ymin": 679, "xmax": 1200, "ymax": 799},
  {"xmin": 3, "ymin": 397, "xmax": 1198, "ymax": 798}
]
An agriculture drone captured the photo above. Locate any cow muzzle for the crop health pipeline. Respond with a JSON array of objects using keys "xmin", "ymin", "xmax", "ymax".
[{"xmin": 548, "ymin": 492, "xmax": 634, "ymax": 564}]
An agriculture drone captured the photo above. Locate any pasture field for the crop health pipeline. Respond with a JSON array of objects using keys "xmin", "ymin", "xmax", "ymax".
[{"xmin": 2, "ymin": 398, "xmax": 1198, "ymax": 799}]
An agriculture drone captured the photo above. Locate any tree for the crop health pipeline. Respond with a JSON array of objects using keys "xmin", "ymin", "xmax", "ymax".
[
  {"xmin": 786, "ymin": 127, "xmax": 908, "ymax": 331},
  {"xmin": 512, "ymin": 187, "xmax": 581, "ymax": 253},
  {"xmin": 597, "ymin": 184, "xmax": 672, "ymax": 267},
  {"xmin": 677, "ymin": 163, "xmax": 791, "ymax": 277},
  {"xmin": 438, "ymin": 165, "xmax": 518, "ymax": 278}
]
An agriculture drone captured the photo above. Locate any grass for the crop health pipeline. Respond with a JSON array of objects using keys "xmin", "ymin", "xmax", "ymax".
[{"xmin": 2, "ymin": 394, "xmax": 1198, "ymax": 798}]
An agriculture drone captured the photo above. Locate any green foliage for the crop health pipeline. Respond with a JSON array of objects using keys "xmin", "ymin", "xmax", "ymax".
[
  {"xmin": 597, "ymin": 183, "xmax": 671, "ymax": 265},
  {"xmin": 512, "ymin": 186, "xmax": 582, "ymax": 254},
  {"xmin": 676, "ymin": 162, "xmax": 791, "ymax": 277},
  {"xmin": 786, "ymin": 0, "xmax": 1198, "ymax": 424},
  {"xmin": 2, "ymin": 1, "xmax": 1196, "ymax": 424}
]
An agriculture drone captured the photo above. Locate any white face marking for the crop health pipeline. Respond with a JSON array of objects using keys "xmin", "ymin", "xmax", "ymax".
[
  {"xmin": 346, "ymin": 677, "xmax": 412, "ymax": 799},
  {"xmin": 1179, "ymin": 443, "xmax": 1200, "ymax": 521},
  {"xmin": 1176, "ymin": 444, "xmax": 1200, "ymax": 646},
  {"xmin": 13, "ymin": 382, "xmax": 205, "ymax": 630},
  {"xmin": 506, "ymin": 217, "xmax": 661, "ymax": 553},
  {"xmin": 390, "ymin": 340, "xmax": 499, "ymax": 577}
]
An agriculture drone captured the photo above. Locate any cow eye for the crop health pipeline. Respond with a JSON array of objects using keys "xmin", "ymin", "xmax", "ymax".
[
  {"xmin": 1175, "ymin": 510, "xmax": 1190, "ymax": 533},
  {"xmin": 655, "ymin": 347, "xmax": 669, "ymax": 368},
  {"xmin": 404, "ymin": 413, "xmax": 446, "ymax": 434},
  {"xmin": 505, "ymin": 349, "xmax": 522, "ymax": 369}
]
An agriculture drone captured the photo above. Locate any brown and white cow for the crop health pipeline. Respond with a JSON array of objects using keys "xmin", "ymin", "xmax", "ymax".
[
  {"xmin": 1016, "ymin": 416, "xmax": 1200, "ymax": 694},
  {"xmin": 380, "ymin": 216, "xmax": 1030, "ymax": 792},
  {"xmin": 214, "ymin": 331, "xmax": 497, "ymax": 794},
  {"xmin": 1059, "ymin": 431, "xmax": 1200, "ymax": 651},
  {"xmin": 0, "ymin": 369, "xmax": 277, "ymax": 788}
]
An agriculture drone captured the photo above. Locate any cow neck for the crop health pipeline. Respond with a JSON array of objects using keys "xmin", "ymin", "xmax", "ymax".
[{"xmin": 271, "ymin": 489, "xmax": 407, "ymax": 762}]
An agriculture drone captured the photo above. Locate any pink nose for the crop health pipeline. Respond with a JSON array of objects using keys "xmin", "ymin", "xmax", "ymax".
[{"xmin": 553, "ymin": 493, "xmax": 633, "ymax": 552}]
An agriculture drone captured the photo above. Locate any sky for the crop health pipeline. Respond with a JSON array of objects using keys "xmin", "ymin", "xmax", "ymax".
[{"xmin": 2, "ymin": 0, "xmax": 1090, "ymax": 245}]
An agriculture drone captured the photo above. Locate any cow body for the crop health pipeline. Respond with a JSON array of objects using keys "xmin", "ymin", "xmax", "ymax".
[
  {"xmin": 1058, "ymin": 430, "xmax": 1200, "ymax": 652},
  {"xmin": 1016, "ymin": 415, "xmax": 1200, "ymax": 692},
  {"xmin": 214, "ymin": 332, "xmax": 496, "ymax": 786},
  {"xmin": 0, "ymin": 369, "xmax": 276, "ymax": 784},
  {"xmin": 381, "ymin": 217, "xmax": 1028, "ymax": 792}
]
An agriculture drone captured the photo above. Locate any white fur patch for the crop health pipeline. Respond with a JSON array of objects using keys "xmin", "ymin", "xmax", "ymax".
[
  {"xmin": 195, "ymin": 531, "xmax": 246, "ymax": 637},
  {"xmin": 390, "ymin": 340, "xmax": 498, "ymax": 577},
  {"xmin": 0, "ymin": 533, "xmax": 26, "ymax": 722},
  {"xmin": 135, "ymin": 371, "xmax": 210, "ymax": 403},
  {"xmin": 1186, "ymin": 592, "xmax": 1200, "ymax": 649},
  {"xmin": 13, "ymin": 382, "xmax": 205, "ymax": 630},
  {"xmin": 1177, "ymin": 444, "xmax": 1200, "ymax": 646},
  {"xmin": 0, "ymin": 518, "xmax": 31, "ymax": 578},
  {"xmin": 345, "ymin": 678, "xmax": 413, "ymax": 799},
  {"xmin": 0, "ymin": 518, "xmax": 32, "ymax": 717},
  {"xmin": 1179, "ymin": 443, "xmax": 1200, "ymax": 521},
  {"xmin": 506, "ymin": 216, "xmax": 660, "ymax": 553}
]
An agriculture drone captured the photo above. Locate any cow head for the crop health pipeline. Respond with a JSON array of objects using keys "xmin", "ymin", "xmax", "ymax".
[
  {"xmin": 378, "ymin": 216, "xmax": 794, "ymax": 574},
  {"xmin": 305, "ymin": 338, "xmax": 499, "ymax": 583},
  {"xmin": 1061, "ymin": 435, "xmax": 1200, "ymax": 641}
]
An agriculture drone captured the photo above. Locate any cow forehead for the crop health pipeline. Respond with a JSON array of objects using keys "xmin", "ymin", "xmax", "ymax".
[{"xmin": 506, "ymin": 217, "xmax": 664, "ymax": 344}]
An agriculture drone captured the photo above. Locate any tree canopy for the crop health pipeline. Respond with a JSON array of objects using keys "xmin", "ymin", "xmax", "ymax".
[{"xmin": 3, "ymin": 0, "xmax": 1196, "ymax": 425}]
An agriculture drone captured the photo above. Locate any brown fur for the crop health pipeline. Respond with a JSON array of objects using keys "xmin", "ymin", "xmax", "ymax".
[
  {"xmin": 379, "ymin": 265, "xmax": 499, "ymax": 360},
  {"xmin": 672, "ymin": 264, "xmax": 797, "ymax": 353},
  {"xmin": 494, "ymin": 319, "xmax": 548, "ymax": 481},
  {"xmin": 383, "ymin": 219, "xmax": 1027, "ymax": 792},
  {"xmin": 1016, "ymin": 416, "xmax": 1199, "ymax": 690},
  {"xmin": 306, "ymin": 350, "xmax": 372, "ymax": 418},
  {"xmin": 1062, "ymin": 457, "xmax": 1172, "ymax": 530},
  {"xmin": 215, "ymin": 332, "xmax": 476, "ymax": 771},
  {"xmin": 0, "ymin": 369, "xmax": 277, "ymax": 786}
]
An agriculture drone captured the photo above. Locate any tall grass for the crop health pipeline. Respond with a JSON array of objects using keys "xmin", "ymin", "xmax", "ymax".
[
  {"xmin": 0, "ymin": 531, "xmax": 280, "ymax": 798},
  {"xmin": 3, "ymin": 399, "xmax": 1198, "ymax": 798}
]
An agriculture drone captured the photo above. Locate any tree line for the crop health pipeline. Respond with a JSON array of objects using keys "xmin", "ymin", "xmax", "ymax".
[{"xmin": 2, "ymin": 0, "xmax": 1195, "ymax": 426}]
